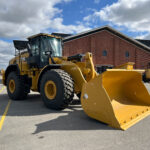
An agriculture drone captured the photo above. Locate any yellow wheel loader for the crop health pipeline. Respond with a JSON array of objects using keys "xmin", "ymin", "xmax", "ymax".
[{"xmin": 2, "ymin": 33, "xmax": 150, "ymax": 130}]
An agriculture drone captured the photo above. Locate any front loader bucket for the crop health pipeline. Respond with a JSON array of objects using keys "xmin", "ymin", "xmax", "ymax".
[{"xmin": 81, "ymin": 70, "xmax": 150, "ymax": 130}]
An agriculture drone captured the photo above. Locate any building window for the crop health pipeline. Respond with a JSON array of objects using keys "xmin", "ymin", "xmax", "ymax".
[
  {"xmin": 102, "ymin": 50, "xmax": 107, "ymax": 56},
  {"xmin": 125, "ymin": 51, "xmax": 129, "ymax": 58}
]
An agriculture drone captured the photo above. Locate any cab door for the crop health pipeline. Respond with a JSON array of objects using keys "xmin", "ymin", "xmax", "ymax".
[
  {"xmin": 39, "ymin": 37, "xmax": 49, "ymax": 68},
  {"xmin": 28, "ymin": 37, "xmax": 40, "ymax": 68},
  {"xmin": 29, "ymin": 36, "xmax": 49, "ymax": 68}
]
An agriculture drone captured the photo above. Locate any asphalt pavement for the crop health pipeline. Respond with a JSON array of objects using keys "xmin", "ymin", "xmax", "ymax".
[{"xmin": 0, "ymin": 79, "xmax": 150, "ymax": 150}]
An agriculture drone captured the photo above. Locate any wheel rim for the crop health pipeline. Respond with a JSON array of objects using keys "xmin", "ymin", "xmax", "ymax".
[
  {"xmin": 9, "ymin": 79, "xmax": 15, "ymax": 93},
  {"xmin": 45, "ymin": 80, "xmax": 57, "ymax": 100}
]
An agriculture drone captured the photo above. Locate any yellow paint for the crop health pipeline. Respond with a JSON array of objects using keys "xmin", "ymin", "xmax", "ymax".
[
  {"xmin": 1, "ymin": 69, "xmax": 5, "ymax": 85},
  {"xmin": 10, "ymin": 52, "xmax": 29, "ymax": 72},
  {"xmin": 45, "ymin": 80, "xmax": 57, "ymax": 100},
  {"xmin": 29, "ymin": 69, "xmax": 40, "ymax": 91},
  {"xmin": 61, "ymin": 61, "xmax": 87, "ymax": 93},
  {"xmin": 107, "ymin": 69, "xmax": 145, "ymax": 73},
  {"xmin": 0, "ymin": 100, "xmax": 11, "ymax": 131},
  {"xmin": 114, "ymin": 62, "xmax": 135, "ymax": 70},
  {"xmin": 84, "ymin": 53, "xmax": 98, "ymax": 81},
  {"xmin": 0, "ymin": 87, "xmax": 5, "ymax": 94},
  {"xmin": 81, "ymin": 70, "xmax": 150, "ymax": 130},
  {"xmin": 9, "ymin": 80, "xmax": 15, "ymax": 93},
  {"xmin": 60, "ymin": 52, "xmax": 98, "ymax": 93},
  {"xmin": 28, "ymin": 33, "xmax": 61, "ymax": 39}
]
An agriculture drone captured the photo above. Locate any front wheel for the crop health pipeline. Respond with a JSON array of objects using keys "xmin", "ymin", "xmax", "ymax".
[
  {"xmin": 40, "ymin": 69, "xmax": 74, "ymax": 110},
  {"xmin": 76, "ymin": 93, "xmax": 81, "ymax": 99}
]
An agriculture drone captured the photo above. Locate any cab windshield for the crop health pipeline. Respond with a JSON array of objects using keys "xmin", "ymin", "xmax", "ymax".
[{"xmin": 41, "ymin": 36, "xmax": 62, "ymax": 57}]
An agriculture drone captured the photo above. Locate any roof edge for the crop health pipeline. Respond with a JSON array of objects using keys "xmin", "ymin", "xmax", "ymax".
[
  {"xmin": 27, "ymin": 33, "xmax": 61, "ymax": 39},
  {"xmin": 63, "ymin": 25, "xmax": 150, "ymax": 51}
]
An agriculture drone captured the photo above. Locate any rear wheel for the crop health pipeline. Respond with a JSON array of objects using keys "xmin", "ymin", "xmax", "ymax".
[
  {"xmin": 7, "ymin": 72, "xmax": 29, "ymax": 100},
  {"xmin": 40, "ymin": 69, "xmax": 74, "ymax": 110}
]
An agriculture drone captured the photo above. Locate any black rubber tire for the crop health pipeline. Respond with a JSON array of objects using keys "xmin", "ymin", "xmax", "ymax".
[
  {"xmin": 40, "ymin": 69, "xmax": 74, "ymax": 110},
  {"xmin": 76, "ymin": 93, "xmax": 81, "ymax": 99},
  {"xmin": 6, "ymin": 72, "xmax": 29, "ymax": 100},
  {"xmin": 142, "ymin": 73, "xmax": 146, "ymax": 82},
  {"xmin": 142, "ymin": 73, "xmax": 150, "ymax": 83}
]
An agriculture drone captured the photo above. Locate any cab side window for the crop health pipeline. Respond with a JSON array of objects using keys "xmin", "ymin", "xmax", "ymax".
[
  {"xmin": 30, "ymin": 38, "xmax": 40, "ymax": 56},
  {"xmin": 40, "ymin": 37, "xmax": 49, "ymax": 63}
]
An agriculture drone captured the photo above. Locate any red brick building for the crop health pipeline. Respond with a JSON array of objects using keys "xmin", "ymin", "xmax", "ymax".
[{"xmin": 63, "ymin": 26, "xmax": 150, "ymax": 69}]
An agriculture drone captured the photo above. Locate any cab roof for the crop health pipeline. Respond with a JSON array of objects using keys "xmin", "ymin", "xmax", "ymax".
[{"xmin": 27, "ymin": 33, "xmax": 61, "ymax": 40}]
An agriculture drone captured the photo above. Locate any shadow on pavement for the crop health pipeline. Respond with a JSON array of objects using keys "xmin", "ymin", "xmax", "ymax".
[
  {"xmin": 0, "ymin": 93, "xmax": 114, "ymax": 132},
  {"xmin": 33, "ymin": 109, "xmax": 113, "ymax": 134},
  {"xmin": 0, "ymin": 94, "xmax": 74, "ymax": 116}
]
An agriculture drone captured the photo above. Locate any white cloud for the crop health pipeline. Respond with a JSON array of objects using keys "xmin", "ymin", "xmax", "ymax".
[
  {"xmin": 0, "ymin": 0, "xmax": 90, "ymax": 39},
  {"xmin": 135, "ymin": 33, "xmax": 149, "ymax": 39},
  {"xmin": 99, "ymin": 0, "xmax": 150, "ymax": 38},
  {"xmin": 0, "ymin": 0, "xmax": 91, "ymax": 69},
  {"xmin": 48, "ymin": 18, "xmax": 91, "ymax": 33},
  {"xmin": 83, "ymin": 11, "xmax": 100, "ymax": 27},
  {"xmin": 0, "ymin": 0, "xmax": 60, "ymax": 38},
  {"xmin": 0, "ymin": 40, "xmax": 14, "ymax": 69},
  {"xmin": 84, "ymin": 0, "xmax": 150, "ymax": 39}
]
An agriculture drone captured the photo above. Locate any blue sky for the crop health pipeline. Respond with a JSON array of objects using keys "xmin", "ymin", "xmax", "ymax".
[
  {"xmin": 0, "ymin": 0, "xmax": 150, "ymax": 69},
  {"xmin": 49, "ymin": 0, "xmax": 150, "ymax": 39},
  {"xmin": 56, "ymin": 0, "xmax": 116, "ymax": 25},
  {"xmin": 0, "ymin": 0, "xmax": 149, "ymax": 41}
]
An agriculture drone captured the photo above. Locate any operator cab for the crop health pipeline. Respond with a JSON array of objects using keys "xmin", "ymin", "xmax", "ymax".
[{"xmin": 27, "ymin": 33, "xmax": 62, "ymax": 68}]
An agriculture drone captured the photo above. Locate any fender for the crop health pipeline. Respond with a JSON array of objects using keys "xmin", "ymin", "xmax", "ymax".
[
  {"xmin": 4, "ymin": 64, "xmax": 20, "ymax": 85},
  {"xmin": 37, "ymin": 64, "xmax": 61, "ymax": 91}
]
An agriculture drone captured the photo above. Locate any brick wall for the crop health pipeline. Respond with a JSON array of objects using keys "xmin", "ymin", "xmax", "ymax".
[
  {"xmin": 136, "ymin": 48, "xmax": 150, "ymax": 69},
  {"xmin": 113, "ymin": 33, "xmax": 136, "ymax": 67},
  {"xmin": 63, "ymin": 30, "xmax": 150, "ymax": 69},
  {"xmin": 63, "ymin": 36, "xmax": 91, "ymax": 56}
]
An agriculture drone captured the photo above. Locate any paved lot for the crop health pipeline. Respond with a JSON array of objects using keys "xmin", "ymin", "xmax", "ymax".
[{"xmin": 0, "ymin": 80, "xmax": 150, "ymax": 150}]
